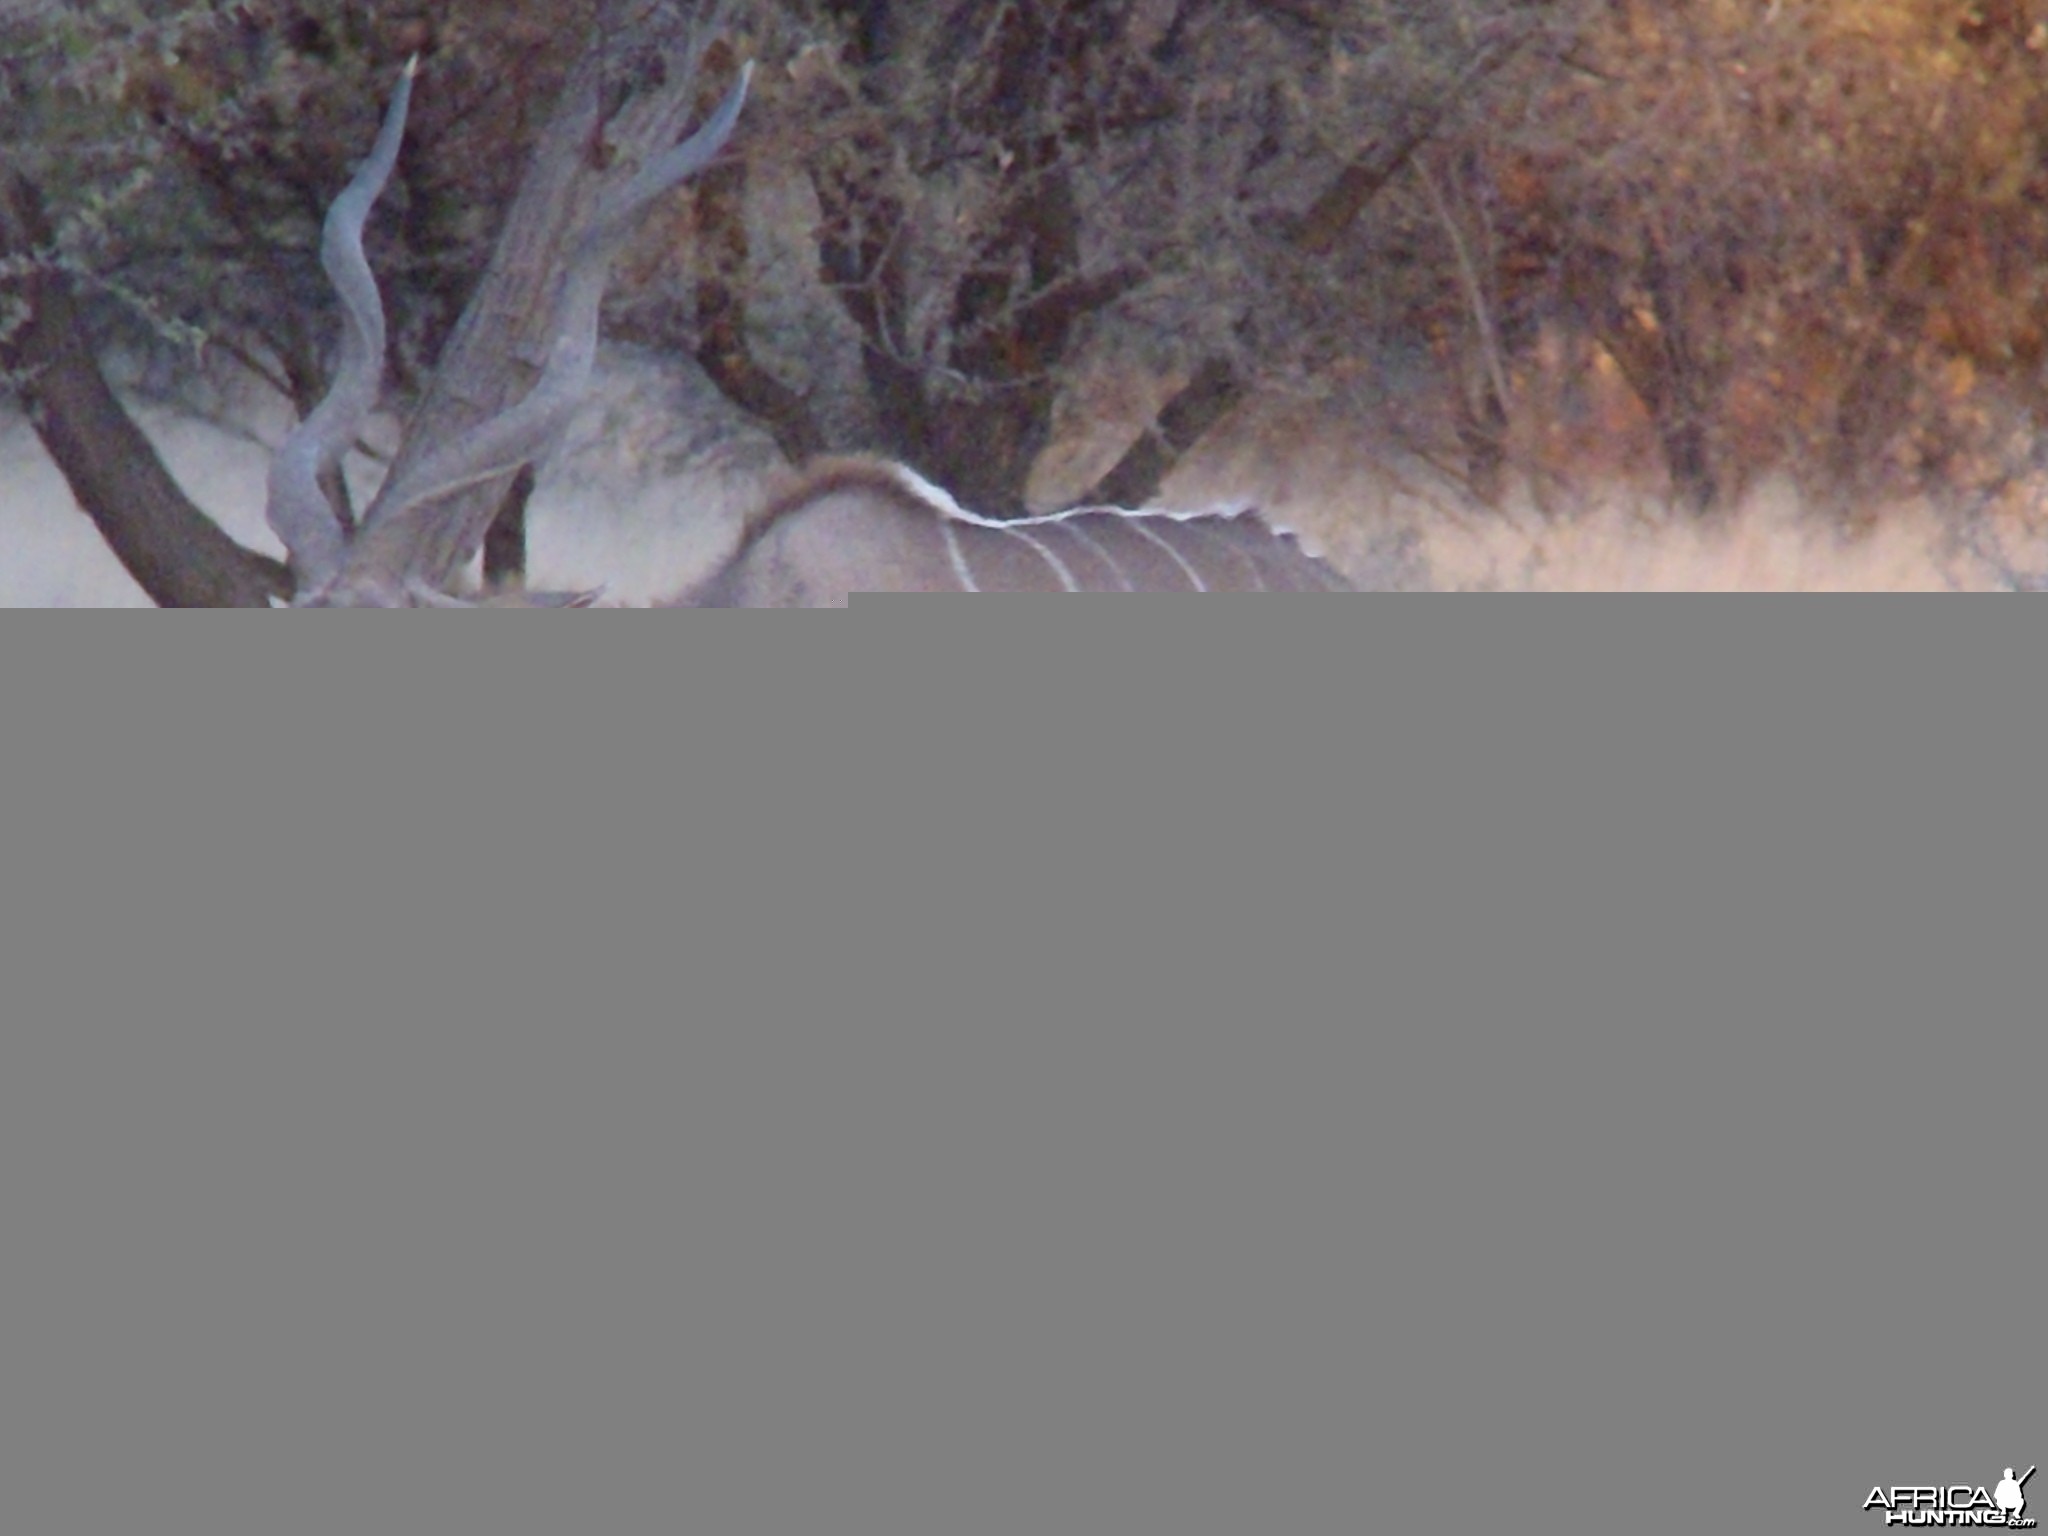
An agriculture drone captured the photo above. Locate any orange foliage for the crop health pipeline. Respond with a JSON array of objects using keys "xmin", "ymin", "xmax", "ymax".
[{"xmin": 1469, "ymin": 0, "xmax": 2048, "ymax": 506}]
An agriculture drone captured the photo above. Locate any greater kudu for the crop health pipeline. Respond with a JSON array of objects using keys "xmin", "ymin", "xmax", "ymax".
[
  {"xmin": 673, "ymin": 459, "xmax": 1351, "ymax": 603},
  {"xmin": 270, "ymin": 61, "xmax": 1351, "ymax": 605}
]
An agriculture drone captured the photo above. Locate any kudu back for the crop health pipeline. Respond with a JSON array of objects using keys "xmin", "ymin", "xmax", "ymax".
[
  {"xmin": 674, "ymin": 459, "xmax": 1351, "ymax": 604},
  {"xmin": 267, "ymin": 59, "xmax": 1351, "ymax": 605}
]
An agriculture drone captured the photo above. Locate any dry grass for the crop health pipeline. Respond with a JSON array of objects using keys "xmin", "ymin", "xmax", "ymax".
[{"xmin": 1151, "ymin": 389, "xmax": 2048, "ymax": 592}]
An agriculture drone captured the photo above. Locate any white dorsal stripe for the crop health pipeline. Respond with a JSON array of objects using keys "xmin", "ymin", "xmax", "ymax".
[{"xmin": 871, "ymin": 461, "xmax": 1322, "ymax": 558}]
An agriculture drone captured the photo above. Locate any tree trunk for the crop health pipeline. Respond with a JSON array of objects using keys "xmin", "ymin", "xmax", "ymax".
[
  {"xmin": 0, "ymin": 165, "xmax": 289, "ymax": 607},
  {"xmin": 1097, "ymin": 21, "xmax": 1533, "ymax": 509},
  {"xmin": 1573, "ymin": 238, "xmax": 1722, "ymax": 515},
  {"xmin": 481, "ymin": 463, "xmax": 536, "ymax": 589},
  {"xmin": 693, "ymin": 157, "xmax": 828, "ymax": 467},
  {"xmin": 379, "ymin": 6, "xmax": 738, "ymax": 589}
]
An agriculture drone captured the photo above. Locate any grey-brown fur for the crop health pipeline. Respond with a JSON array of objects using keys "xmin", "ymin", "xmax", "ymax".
[{"xmin": 674, "ymin": 457, "xmax": 1353, "ymax": 605}]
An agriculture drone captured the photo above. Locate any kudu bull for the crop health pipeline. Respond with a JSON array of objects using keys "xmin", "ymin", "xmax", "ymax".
[{"xmin": 268, "ymin": 60, "xmax": 1351, "ymax": 605}]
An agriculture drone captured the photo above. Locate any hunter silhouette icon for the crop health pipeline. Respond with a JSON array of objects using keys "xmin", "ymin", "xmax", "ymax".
[{"xmin": 1995, "ymin": 1467, "xmax": 2034, "ymax": 1519}]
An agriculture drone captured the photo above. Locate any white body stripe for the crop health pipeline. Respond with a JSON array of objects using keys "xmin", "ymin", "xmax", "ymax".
[
  {"xmin": 1002, "ymin": 525, "xmax": 1081, "ymax": 591},
  {"xmin": 1131, "ymin": 518, "xmax": 1208, "ymax": 590},
  {"xmin": 1196, "ymin": 524, "xmax": 1267, "ymax": 590},
  {"xmin": 1060, "ymin": 521, "xmax": 1135, "ymax": 591},
  {"xmin": 940, "ymin": 518, "xmax": 980, "ymax": 592},
  {"xmin": 870, "ymin": 460, "xmax": 1318, "ymax": 552},
  {"xmin": 692, "ymin": 457, "xmax": 1353, "ymax": 601}
]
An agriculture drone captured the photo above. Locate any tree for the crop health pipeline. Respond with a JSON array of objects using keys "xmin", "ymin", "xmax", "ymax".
[
  {"xmin": 4, "ymin": 0, "xmax": 1588, "ymax": 602},
  {"xmin": 689, "ymin": 0, "xmax": 1559, "ymax": 515},
  {"xmin": 1474, "ymin": 0, "xmax": 2048, "ymax": 511},
  {"xmin": 1, "ymin": 0, "xmax": 740, "ymax": 603}
]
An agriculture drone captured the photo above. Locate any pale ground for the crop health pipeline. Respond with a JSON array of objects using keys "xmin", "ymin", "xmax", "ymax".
[
  {"xmin": 6, "ymin": 348, "xmax": 2047, "ymax": 603},
  {"xmin": 1163, "ymin": 414, "xmax": 2048, "ymax": 594},
  {"xmin": 0, "ymin": 350, "xmax": 776, "ymax": 607}
]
